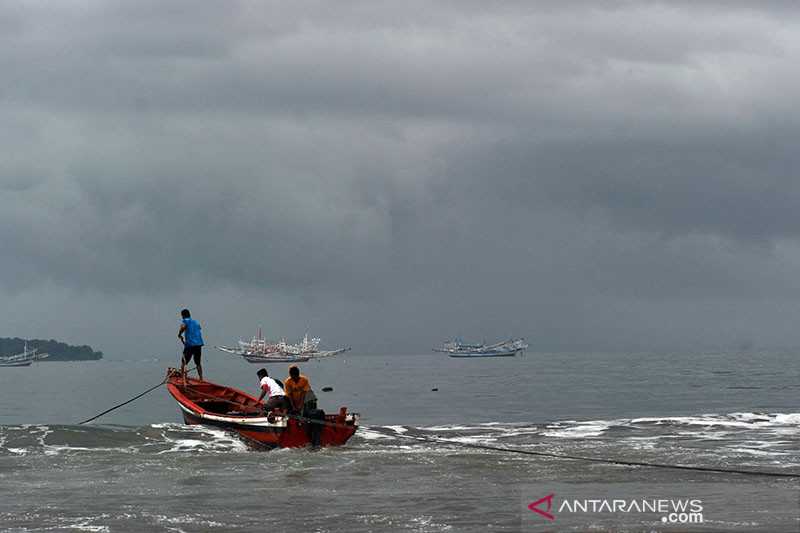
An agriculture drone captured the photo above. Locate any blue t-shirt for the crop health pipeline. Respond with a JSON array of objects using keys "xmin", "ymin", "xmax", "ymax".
[{"xmin": 182, "ymin": 318, "xmax": 204, "ymax": 347}]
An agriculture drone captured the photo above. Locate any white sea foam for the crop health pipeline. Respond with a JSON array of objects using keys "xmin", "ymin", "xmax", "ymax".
[
  {"xmin": 409, "ymin": 515, "xmax": 454, "ymax": 532},
  {"xmin": 622, "ymin": 437, "xmax": 659, "ymax": 450},
  {"xmin": 493, "ymin": 428, "xmax": 541, "ymax": 439},
  {"xmin": 156, "ymin": 426, "xmax": 249, "ymax": 454},
  {"xmin": 770, "ymin": 426, "xmax": 800, "ymax": 437},
  {"xmin": 356, "ymin": 427, "xmax": 394, "ymax": 441},
  {"xmin": 773, "ymin": 413, "xmax": 800, "ymax": 425},
  {"xmin": 542, "ymin": 421, "xmax": 614, "ymax": 438},
  {"xmin": 446, "ymin": 411, "xmax": 800, "ymax": 443},
  {"xmin": 43, "ymin": 444, "xmax": 133, "ymax": 456},
  {"xmin": 149, "ymin": 422, "xmax": 186, "ymax": 430},
  {"xmin": 442, "ymin": 435, "xmax": 497, "ymax": 444},
  {"xmin": 630, "ymin": 412, "xmax": 800, "ymax": 429},
  {"xmin": 404, "ymin": 412, "xmax": 800, "ymax": 443},
  {"xmin": 726, "ymin": 447, "xmax": 789, "ymax": 456},
  {"xmin": 419, "ymin": 425, "xmax": 480, "ymax": 432},
  {"xmin": 728, "ymin": 412, "xmax": 773, "ymax": 422},
  {"xmin": 143, "ymin": 512, "xmax": 228, "ymax": 529},
  {"xmin": 64, "ymin": 524, "xmax": 110, "ymax": 532}
]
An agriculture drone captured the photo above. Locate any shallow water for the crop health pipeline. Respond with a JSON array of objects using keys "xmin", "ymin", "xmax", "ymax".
[{"xmin": 0, "ymin": 351, "xmax": 798, "ymax": 531}]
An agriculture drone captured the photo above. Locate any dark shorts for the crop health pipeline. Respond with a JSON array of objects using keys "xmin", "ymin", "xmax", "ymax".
[
  {"xmin": 183, "ymin": 345, "xmax": 202, "ymax": 365},
  {"xmin": 264, "ymin": 395, "xmax": 288, "ymax": 412}
]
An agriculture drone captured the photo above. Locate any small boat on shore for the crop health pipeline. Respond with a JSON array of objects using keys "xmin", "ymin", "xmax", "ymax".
[{"xmin": 164, "ymin": 368, "xmax": 358, "ymax": 448}]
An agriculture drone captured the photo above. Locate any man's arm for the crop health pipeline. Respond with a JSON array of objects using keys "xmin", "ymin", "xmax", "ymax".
[
  {"xmin": 257, "ymin": 382, "xmax": 268, "ymax": 403},
  {"xmin": 178, "ymin": 323, "xmax": 186, "ymax": 345},
  {"xmin": 291, "ymin": 382, "xmax": 310, "ymax": 411}
]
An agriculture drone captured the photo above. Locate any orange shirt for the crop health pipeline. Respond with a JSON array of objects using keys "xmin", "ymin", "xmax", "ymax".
[{"xmin": 284, "ymin": 375, "xmax": 311, "ymax": 409}]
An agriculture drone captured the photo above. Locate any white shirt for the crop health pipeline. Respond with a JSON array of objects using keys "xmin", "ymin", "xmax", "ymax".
[{"xmin": 259, "ymin": 376, "xmax": 285, "ymax": 398}]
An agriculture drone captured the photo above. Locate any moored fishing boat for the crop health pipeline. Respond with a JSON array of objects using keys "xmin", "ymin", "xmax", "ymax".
[
  {"xmin": 242, "ymin": 353, "xmax": 312, "ymax": 363},
  {"xmin": 0, "ymin": 343, "xmax": 49, "ymax": 367},
  {"xmin": 216, "ymin": 347, "xmax": 312, "ymax": 363},
  {"xmin": 236, "ymin": 347, "xmax": 350, "ymax": 364},
  {"xmin": 0, "ymin": 357, "xmax": 33, "ymax": 367},
  {"xmin": 216, "ymin": 329, "xmax": 350, "ymax": 363},
  {"xmin": 434, "ymin": 338, "xmax": 528, "ymax": 357},
  {"xmin": 164, "ymin": 368, "xmax": 358, "ymax": 448},
  {"xmin": 446, "ymin": 347, "xmax": 521, "ymax": 358}
]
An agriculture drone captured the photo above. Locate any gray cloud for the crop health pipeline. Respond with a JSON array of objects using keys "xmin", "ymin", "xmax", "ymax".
[{"xmin": 2, "ymin": 1, "xmax": 800, "ymax": 355}]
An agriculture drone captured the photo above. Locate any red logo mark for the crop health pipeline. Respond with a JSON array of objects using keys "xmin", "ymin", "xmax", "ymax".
[{"xmin": 528, "ymin": 493, "xmax": 555, "ymax": 521}]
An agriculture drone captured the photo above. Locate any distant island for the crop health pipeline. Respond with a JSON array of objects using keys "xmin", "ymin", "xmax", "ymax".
[{"xmin": 0, "ymin": 337, "xmax": 103, "ymax": 361}]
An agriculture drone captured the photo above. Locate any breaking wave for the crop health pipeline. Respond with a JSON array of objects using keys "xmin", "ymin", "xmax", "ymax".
[
  {"xmin": 1, "ymin": 412, "xmax": 797, "ymax": 467},
  {"xmin": 0, "ymin": 423, "xmax": 250, "ymax": 457},
  {"xmin": 353, "ymin": 412, "xmax": 800, "ymax": 468},
  {"xmin": 364, "ymin": 411, "xmax": 800, "ymax": 440}
]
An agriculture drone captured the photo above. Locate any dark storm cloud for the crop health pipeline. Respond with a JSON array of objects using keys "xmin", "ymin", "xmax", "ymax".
[
  {"xmin": 446, "ymin": 132, "xmax": 800, "ymax": 244},
  {"xmin": 2, "ymin": 1, "xmax": 800, "ymax": 353}
]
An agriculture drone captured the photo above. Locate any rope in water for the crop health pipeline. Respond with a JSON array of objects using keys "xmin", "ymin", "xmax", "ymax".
[
  {"xmin": 288, "ymin": 415, "xmax": 800, "ymax": 479},
  {"xmin": 77, "ymin": 366, "xmax": 196, "ymax": 425},
  {"xmin": 77, "ymin": 379, "xmax": 166, "ymax": 425},
  {"xmin": 387, "ymin": 431, "xmax": 800, "ymax": 479}
]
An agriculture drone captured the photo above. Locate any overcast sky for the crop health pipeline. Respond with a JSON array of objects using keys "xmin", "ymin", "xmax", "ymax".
[{"xmin": 2, "ymin": 1, "xmax": 800, "ymax": 357}]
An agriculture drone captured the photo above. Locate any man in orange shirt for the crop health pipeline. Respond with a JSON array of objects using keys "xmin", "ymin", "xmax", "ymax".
[{"xmin": 284, "ymin": 365, "xmax": 311, "ymax": 413}]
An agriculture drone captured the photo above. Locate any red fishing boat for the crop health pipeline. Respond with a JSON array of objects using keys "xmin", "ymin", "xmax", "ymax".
[{"xmin": 165, "ymin": 368, "xmax": 358, "ymax": 448}]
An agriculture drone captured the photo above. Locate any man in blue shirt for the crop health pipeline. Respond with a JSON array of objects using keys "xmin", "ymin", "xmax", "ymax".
[{"xmin": 178, "ymin": 308, "xmax": 205, "ymax": 381}]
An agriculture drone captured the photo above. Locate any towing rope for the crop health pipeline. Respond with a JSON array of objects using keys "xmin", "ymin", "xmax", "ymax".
[
  {"xmin": 283, "ymin": 415, "xmax": 800, "ymax": 478},
  {"xmin": 77, "ymin": 379, "xmax": 166, "ymax": 425},
  {"xmin": 390, "ymin": 431, "xmax": 800, "ymax": 479},
  {"xmin": 77, "ymin": 366, "xmax": 196, "ymax": 425}
]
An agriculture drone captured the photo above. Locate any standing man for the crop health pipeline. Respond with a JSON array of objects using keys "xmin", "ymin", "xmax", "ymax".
[
  {"xmin": 256, "ymin": 368, "xmax": 288, "ymax": 412},
  {"xmin": 178, "ymin": 308, "xmax": 204, "ymax": 381}
]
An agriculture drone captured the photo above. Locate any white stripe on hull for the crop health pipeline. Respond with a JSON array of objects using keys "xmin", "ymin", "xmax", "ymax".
[{"xmin": 176, "ymin": 402, "xmax": 288, "ymax": 429}]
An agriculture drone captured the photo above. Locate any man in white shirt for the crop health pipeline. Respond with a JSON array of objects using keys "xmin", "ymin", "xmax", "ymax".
[{"xmin": 256, "ymin": 368, "xmax": 288, "ymax": 412}]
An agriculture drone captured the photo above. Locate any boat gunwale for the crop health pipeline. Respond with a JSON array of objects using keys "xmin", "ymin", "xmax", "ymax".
[{"xmin": 165, "ymin": 375, "xmax": 282, "ymax": 426}]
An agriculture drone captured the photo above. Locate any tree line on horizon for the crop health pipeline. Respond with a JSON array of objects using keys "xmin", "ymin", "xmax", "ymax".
[{"xmin": 0, "ymin": 337, "xmax": 103, "ymax": 361}]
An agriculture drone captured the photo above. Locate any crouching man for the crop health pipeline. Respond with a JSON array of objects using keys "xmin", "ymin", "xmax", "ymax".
[{"xmin": 256, "ymin": 368, "xmax": 288, "ymax": 412}]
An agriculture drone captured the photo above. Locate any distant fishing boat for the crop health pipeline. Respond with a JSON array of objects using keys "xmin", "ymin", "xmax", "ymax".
[
  {"xmin": 0, "ymin": 342, "xmax": 49, "ymax": 367},
  {"xmin": 216, "ymin": 329, "xmax": 350, "ymax": 363},
  {"xmin": 434, "ymin": 338, "xmax": 528, "ymax": 358},
  {"xmin": 165, "ymin": 368, "xmax": 358, "ymax": 448}
]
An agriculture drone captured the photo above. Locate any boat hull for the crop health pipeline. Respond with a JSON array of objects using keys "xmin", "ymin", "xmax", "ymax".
[
  {"xmin": 217, "ymin": 345, "xmax": 348, "ymax": 363},
  {"xmin": 242, "ymin": 354, "xmax": 311, "ymax": 363},
  {"xmin": 447, "ymin": 349, "xmax": 522, "ymax": 358},
  {"xmin": 436, "ymin": 338, "xmax": 528, "ymax": 358},
  {"xmin": 0, "ymin": 359, "xmax": 33, "ymax": 367},
  {"xmin": 165, "ymin": 369, "xmax": 358, "ymax": 448}
]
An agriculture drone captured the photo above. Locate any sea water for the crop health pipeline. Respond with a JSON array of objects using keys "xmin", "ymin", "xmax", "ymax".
[{"xmin": 0, "ymin": 351, "xmax": 798, "ymax": 531}]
